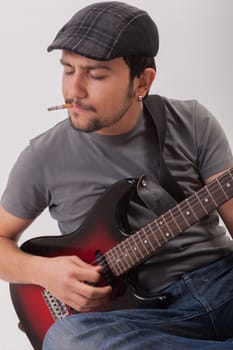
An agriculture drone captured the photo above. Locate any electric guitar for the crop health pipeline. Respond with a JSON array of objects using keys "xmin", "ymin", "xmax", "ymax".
[{"xmin": 10, "ymin": 169, "xmax": 233, "ymax": 350}]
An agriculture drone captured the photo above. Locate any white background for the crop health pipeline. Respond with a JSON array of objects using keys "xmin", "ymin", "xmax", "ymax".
[{"xmin": 0, "ymin": 0, "xmax": 232, "ymax": 349}]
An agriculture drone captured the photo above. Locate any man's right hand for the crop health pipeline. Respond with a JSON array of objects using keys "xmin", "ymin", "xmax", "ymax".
[
  {"xmin": 0, "ymin": 206, "xmax": 112, "ymax": 312},
  {"xmin": 36, "ymin": 255, "xmax": 113, "ymax": 312}
]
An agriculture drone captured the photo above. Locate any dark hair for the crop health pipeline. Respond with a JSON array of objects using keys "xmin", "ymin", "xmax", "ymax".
[
  {"xmin": 123, "ymin": 56, "xmax": 156, "ymax": 99},
  {"xmin": 123, "ymin": 56, "xmax": 156, "ymax": 80}
]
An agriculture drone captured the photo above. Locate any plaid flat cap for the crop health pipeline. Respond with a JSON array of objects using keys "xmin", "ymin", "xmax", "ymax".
[{"xmin": 47, "ymin": 1, "xmax": 159, "ymax": 60}]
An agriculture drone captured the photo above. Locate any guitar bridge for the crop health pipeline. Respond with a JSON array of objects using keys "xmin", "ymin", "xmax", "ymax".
[{"xmin": 42, "ymin": 289, "xmax": 70, "ymax": 321}]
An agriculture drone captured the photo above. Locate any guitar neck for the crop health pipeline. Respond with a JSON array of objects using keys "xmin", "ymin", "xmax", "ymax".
[{"xmin": 105, "ymin": 168, "xmax": 233, "ymax": 276}]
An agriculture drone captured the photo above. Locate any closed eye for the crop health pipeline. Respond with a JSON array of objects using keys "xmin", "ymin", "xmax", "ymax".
[
  {"xmin": 89, "ymin": 74, "xmax": 107, "ymax": 80},
  {"xmin": 64, "ymin": 70, "xmax": 74, "ymax": 75}
]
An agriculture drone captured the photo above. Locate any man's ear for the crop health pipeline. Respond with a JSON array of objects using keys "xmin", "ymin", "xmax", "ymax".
[{"xmin": 135, "ymin": 68, "xmax": 156, "ymax": 98}]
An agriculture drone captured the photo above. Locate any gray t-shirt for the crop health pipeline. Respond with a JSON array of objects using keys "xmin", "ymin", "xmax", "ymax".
[{"xmin": 2, "ymin": 96, "xmax": 233, "ymax": 292}]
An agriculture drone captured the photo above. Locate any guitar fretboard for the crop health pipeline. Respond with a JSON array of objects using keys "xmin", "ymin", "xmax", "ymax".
[{"xmin": 104, "ymin": 168, "xmax": 233, "ymax": 276}]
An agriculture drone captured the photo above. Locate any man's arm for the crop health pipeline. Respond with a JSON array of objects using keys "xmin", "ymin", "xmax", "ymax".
[
  {"xmin": 0, "ymin": 206, "xmax": 35, "ymax": 283},
  {"xmin": 204, "ymin": 168, "xmax": 233, "ymax": 238},
  {"xmin": 0, "ymin": 205, "xmax": 112, "ymax": 311}
]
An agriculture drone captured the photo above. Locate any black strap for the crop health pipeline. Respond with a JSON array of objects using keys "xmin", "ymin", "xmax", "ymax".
[{"xmin": 143, "ymin": 95, "xmax": 185, "ymax": 203}]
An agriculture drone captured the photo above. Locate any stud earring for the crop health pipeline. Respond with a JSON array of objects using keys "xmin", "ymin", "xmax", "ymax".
[{"xmin": 138, "ymin": 95, "xmax": 143, "ymax": 102}]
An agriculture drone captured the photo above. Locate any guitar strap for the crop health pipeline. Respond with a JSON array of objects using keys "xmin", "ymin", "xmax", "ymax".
[{"xmin": 143, "ymin": 95, "xmax": 186, "ymax": 203}]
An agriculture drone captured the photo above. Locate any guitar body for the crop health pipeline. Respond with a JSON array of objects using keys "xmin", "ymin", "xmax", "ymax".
[
  {"xmin": 10, "ymin": 168, "xmax": 233, "ymax": 349},
  {"xmin": 10, "ymin": 178, "xmax": 145, "ymax": 350}
]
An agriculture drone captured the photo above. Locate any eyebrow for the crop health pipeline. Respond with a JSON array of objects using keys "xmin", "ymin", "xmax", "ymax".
[{"xmin": 60, "ymin": 58, "xmax": 113, "ymax": 71}]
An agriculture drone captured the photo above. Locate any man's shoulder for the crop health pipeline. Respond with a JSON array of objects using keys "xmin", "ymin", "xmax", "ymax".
[
  {"xmin": 31, "ymin": 119, "xmax": 68, "ymax": 145},
  {"xmin": 29, "ymin": 118, "xmax": 70, "ymax": 157},
  {"xmin": 161, "ymin": 95, "xmax": 217, "ymax": 126},
  {"xmin": 162, "ymin": 95, "xmax": 198, "ymax": 114},
  {"xmin": 150, "ymin": 95, "xmax": 216, "ymax": 126},
  {"xmin": 147, "ymin": 94, "xmax": 198, "ymax": 119}
]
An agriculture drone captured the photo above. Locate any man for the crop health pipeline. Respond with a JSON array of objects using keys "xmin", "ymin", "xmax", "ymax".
[{"xmin": 1, "ymin": 2, "xmax": 233, "ymax": 349}]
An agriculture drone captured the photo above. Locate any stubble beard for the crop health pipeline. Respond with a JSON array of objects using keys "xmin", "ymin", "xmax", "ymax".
[{"xmin": 69, "ymin": 82, "xmax": 134, "ymax": 133}]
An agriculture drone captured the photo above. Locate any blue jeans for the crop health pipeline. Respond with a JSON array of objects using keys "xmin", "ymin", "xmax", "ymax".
[{"xmin": 43, "ymin": 254, "xmax": 233, "ymax": 350}]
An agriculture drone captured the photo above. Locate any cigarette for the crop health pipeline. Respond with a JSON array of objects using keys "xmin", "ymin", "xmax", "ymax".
[{"xmin": 47, "ymin": 103, "xmax": 73, "ymax": 111}]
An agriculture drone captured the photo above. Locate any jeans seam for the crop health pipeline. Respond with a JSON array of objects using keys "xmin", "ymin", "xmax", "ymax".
[{"xmin": 182, "ymin": 276, "xmax": 230, "ymax": 339}]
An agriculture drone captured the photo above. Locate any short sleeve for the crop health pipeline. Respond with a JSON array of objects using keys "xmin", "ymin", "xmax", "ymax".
[
  {"xmin": 195, "ymin": 102, "xmax": 233, "ymax": 180},
  {"xmin": 1, "ymin": 145, "xmax": 50, "ymax": 219}
]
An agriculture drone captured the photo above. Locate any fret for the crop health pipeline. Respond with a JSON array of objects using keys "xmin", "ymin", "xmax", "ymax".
[
  {"xmin": 177, "ymin": 203, "xmax": 190, "ymax": 228},
  {"xmin": 124, "ymin": 247, "xmax": 134, "ymax": 268},
  {"xmin": 110, "ymin": 244, "xmax": 125, "ymax": 269},
  {"xmin": 169, "ymin": 205, "xmax": 187, "ymax": 232},
  {"xmin": 154, "ymin": 218, "xmax": 170, "ymax": 243},
  {"xmin": 104, "ymin": 247, "xmax": 115, "ymax": 271},
  {"xmin": 105, "ymin": 168, "xmax": 233, "ymax": 279},
  {"xmin": 107, "ymin": 262, "xmax": 121, "ymax": 276},
  {"xmin": 216, "ymin": 178, "xmax": 229, "ymax": 200},
  {"xmin": 148, "ymin": 221, "xmax": 163, "ymax": 247},
  {"xmin": 139, "ymin": 228, "xmax": 151, "ymax": 255},
  {"xmin": 120, "ymin": 231, "xmax": 151, "ymax": 270},
  {"xmin": 167, "ymin": 209, "xmax": 182, "ymax": 233},
  {"xmin": 112, "ymin": 240, "xmax": 131, "ymax": 273},
  {"xmin": 130, "ymin": 235, "xmax": 144, "ymax": 263},
  {"xmin": 229, "ymin": 170, "xmax": 233, "ymax": 181},
  {"xmin": 194, "ymin": 192, "xmax": 208, "ymax": 215},
  {"xmin": 130, "ymin": 234, "xmax": 145, "ymax": 260},
  {"xmin": 120, "ymin": 246, "xmax": 135, "ymax": 267},
  {"xmin": 225, "ymin": 170, "xmax": 233, "ymax": 198},
  {"xmin": 205, "ymin": 187, "xmax": 218, "ymax": 207},
  {"xmin": 104, "ymin": 249, "xmax": 120, "ymax": 275},
  {"xmin": 201, "ymin": 193, "xmax": 212, "ymax": 210},
  {"xmin": 185, "ymin": 199, "xmax": 199, "ymax": 221},
  {"xmin": 135, "ymin": 233, "xmax": 152, "ymax": 257},
  {"xmin": 224, "ymin": 180, "xmax": 233, "ymax": 198},
  {"xmin": 160, "ymin": 212, "xmax": 175, "ymax": 240},
  {"xmin": 141, "ymin": 227, "xmax": 154, "ymax": 252},
  {"xmin": 181, "ymin": 199, "xmax": 198, "ymax": 226},
  {"xmin": 189, "ymin": 197, "xmax": 207, "ymax": 219}
]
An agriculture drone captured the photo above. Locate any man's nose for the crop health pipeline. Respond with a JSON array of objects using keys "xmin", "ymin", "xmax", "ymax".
[{"xmin": 69, "ymin": 74, "xmax": 87, "ymax": 99}]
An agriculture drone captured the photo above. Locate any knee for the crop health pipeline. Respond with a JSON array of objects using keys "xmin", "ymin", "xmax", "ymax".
[
  {"xmin": 42, "ymin": 315, "xmax": 102, "ymax": 350},
  {"xmin": 42, "ymin": 317, "xmax": 79, "ymax": 350}
]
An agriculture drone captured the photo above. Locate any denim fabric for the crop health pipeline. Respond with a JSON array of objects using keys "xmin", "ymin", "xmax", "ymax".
[{"xmin": 42, "ymin": 254, "xmax": 233, "ymax": 350}]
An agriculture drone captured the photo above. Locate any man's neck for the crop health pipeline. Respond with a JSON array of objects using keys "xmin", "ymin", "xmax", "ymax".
[{"xmin": 96, "ymin": 101, "xmax": 143, "ymax": 136}]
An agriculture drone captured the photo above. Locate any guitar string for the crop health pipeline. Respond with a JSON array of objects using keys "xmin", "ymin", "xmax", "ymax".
[
  {"xmin": 91, "ymin": 172, "xmax": 233, "ymax": 272},
  {"xmin": 113, "ymin": 175, "xmax": 232, "ymax": 263},
  {"xmin": 92, "ymin": 175, "xmax": 233, "ymax": 275},
  {"xmin": 90, "ymin": 171, "xmax": 233, "ymax": 272}
]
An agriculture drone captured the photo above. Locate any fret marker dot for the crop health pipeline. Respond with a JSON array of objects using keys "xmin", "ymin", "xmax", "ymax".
[
  {"xmin": 204, "ymin": 198, "xmax": 209, "ymax": 202},
  {"xmin": 166, "ymin": 233, "xmax": 170, "ymax": 237},
  {"xmin": 134, "ymin": 247, "xmax": 137, "ymax": 250},
  {"xmin": 186, "ymin": 211, "xmax": 190, "ymax": 216},
  {"xmin": 144, "ymin": 240, "xmax": 148, "ymax": 244},
  {"xmin": 159, "ymin": 221, "xmax": 163, "ymax": 225},
  {"xmin": 125, "ymin": 254, "xmax": 128, "ymax": 257},
  {"xmin": 226, "ymin": 183, "xmax": 231, "ymax": 188}
]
